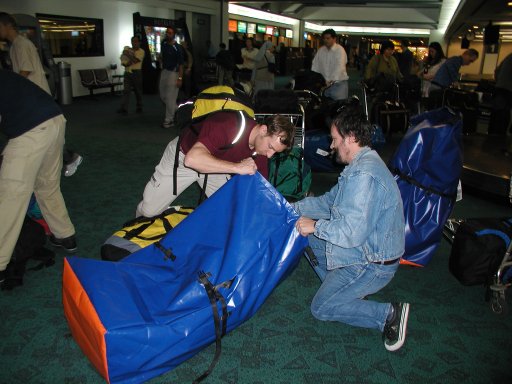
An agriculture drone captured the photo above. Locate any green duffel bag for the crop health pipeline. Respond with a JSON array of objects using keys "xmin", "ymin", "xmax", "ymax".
[{"xmin": 269, "ymin": 147, "xmax": 312, "ymax": 201}]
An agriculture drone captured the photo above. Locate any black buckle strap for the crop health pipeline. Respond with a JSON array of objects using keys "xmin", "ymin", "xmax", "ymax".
[
  {"xmin": 193, "ymin": 271, "xmax": 233, "ymax": 383},
  {"xmin": 304, "ymin": 245, "xmax": 318, "ymax": 267},
  {"xmin": 390, "ymin": 167, "xmax": 457, "ymax": 201},
  {"xmin": 153, "ymin": 241, "xmax": 176, "ymax": 261}
]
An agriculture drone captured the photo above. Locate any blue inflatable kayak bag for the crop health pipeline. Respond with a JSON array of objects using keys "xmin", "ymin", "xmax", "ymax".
[
  {"xmin": 388, "ymin": 108, "xmax": 463, "ymax": 266},
  {"xmin": 63, "ymin": 173, "xmax": 307, "ymax": 384}
]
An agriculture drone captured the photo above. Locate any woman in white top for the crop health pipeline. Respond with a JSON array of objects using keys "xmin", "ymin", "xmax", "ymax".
[
  {"xmin": 252, "ymin": 40, "xmax": 275, "ymax": 96},
  {"xmin": 420, "ymin": 42, "xmax": 446, "ymax": 98},
  {"xmin": 238, "ymin": 38, "xmax": 259, "ymax": 70}
]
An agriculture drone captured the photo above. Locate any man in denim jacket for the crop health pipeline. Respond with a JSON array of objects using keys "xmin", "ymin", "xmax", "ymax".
[{"xmin": 293, "ymin": 107, "xmax": 409, "ymax": 351}]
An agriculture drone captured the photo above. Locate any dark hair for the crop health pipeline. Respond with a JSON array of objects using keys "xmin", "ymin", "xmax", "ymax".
[
  {"xmin": 219, "ymin": 43, "xmax": 226, "ymax": 49},
  {"xmin": 427, "ymin": 42, "xmax": 445, "ymax": 66},
  {"xmin": 465, "ymin": 48, "xmax": 479, "ymax": 59},
  {"xmin": 0, "ymin": 12, "xmax": 17, "ymax": 29},
  {"xmin": 321, "ymin": 29, "xmax": 336, "ymax": 39},
  {"xmin": 131, "ymin": 36, "xmax": 139, "ymax": 42},
  {"xmin": 380, "ymin": 40, "xmax": 395, "ymax": 52},
  {"xmin": 331, "ymin": 106, "xmax": 372, "ymax": 147},
  {"xmin": 264, "ymin": 115, "xmax": 295, "ymax": 148}
]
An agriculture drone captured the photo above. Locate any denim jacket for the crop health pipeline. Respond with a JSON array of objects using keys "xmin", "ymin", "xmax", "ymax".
[{"xmin": 293, "ymin": 147, "xmax": 405, "ymax": 269}]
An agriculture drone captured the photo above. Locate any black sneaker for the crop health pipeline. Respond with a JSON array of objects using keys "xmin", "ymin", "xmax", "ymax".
[
  {"xmin": 48, "ymin": 235, "xmax": 78, "ymax": 253},
  {"xmin": 0, "ymin": 269, "xmax": 5, "ymax": 284},
  {"xmin": 383, "ymin": 302, "xmax": 410, "ymax": 351}
]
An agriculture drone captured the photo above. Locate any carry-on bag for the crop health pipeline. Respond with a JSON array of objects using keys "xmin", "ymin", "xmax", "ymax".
[
  {"xmin": 100, "ymin": 206, "xmax": 194, "ymax": 261},
  {"xmin": 63, "ymin": 173, "xmax": 308, "ymax": 384},
  {"xmin": 304, "ymin": 129, "xmax": 342, "ymax": 173},
  {"xmin": 443, "ymin": 88, "xmax": 479, "ymax": 134},
  {"xmin": 449, "ymin": 218, "xmax": 512, "ymax": 286},
  {"xmin": 269, "ymin": 146, "xmax": 312, "ymax": 200}
]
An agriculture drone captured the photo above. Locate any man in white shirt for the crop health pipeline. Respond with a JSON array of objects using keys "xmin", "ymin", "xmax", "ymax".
[{"xmin": 311, "ymin": 29, "xmax": 349, "ymax": 101}]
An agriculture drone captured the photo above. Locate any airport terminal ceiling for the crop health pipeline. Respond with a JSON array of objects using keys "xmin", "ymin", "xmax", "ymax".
[{"xmin": 230, "ymin": 0, "xmax": 512, "ymax": 41}]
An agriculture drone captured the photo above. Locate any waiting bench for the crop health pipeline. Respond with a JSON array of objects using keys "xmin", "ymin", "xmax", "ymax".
[{"xmin": 78, "ymin": 69, "xmax": 123, "ymax": 96}]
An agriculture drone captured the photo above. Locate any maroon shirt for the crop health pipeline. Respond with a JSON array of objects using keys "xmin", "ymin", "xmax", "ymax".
[{"xmin": 180, "ymin": 111, "xmax": 269, "ymax": 179}]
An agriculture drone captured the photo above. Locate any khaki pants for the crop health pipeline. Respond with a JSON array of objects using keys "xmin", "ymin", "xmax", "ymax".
[
  {"xmin": 0, "ymin": 115, "xmax": 75, "ymax": 270},
  {"xmin": 136, "ymin": 137, "xmax": 231, "ymax": 217},
  {"xmin": 159, "ymin": 69, "xmax": 180, "ymax": 124}
]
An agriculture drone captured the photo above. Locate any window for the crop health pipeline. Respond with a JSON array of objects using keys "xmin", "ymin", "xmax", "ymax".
[{"xmin": 36, "ymin": 13, "xmax": 104, "ymax": 57}]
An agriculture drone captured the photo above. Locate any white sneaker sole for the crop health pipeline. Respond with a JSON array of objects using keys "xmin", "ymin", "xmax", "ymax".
[
  {"xmin": 64, "ymin": 155, "xmax": 83, "ymax": 177},
  {"xmin": 385, "ymin": 303, "xmax": 410, "ymax": 352}
]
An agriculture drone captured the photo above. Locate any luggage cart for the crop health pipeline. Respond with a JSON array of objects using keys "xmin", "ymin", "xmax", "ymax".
[
  {"xmin": 443, "ymin": 218, "xmax": 512, "ymax": 315},
  {"xmin": 362, "ymin": 81, "xmax": 409, "ymax": 135}
]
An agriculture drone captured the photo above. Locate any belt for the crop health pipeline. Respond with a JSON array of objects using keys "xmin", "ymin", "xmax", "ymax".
[{"xmin": 372, "ymin": 258, "xmax": 400, "ymax": 265}]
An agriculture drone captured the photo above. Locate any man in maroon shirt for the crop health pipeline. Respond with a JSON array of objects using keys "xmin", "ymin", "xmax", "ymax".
[{"xmin": 136, "ymin": 111, "xmax": 294, "ymax": 217}]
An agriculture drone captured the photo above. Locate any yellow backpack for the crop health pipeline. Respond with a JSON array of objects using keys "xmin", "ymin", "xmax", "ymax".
[{"xmin": 100, "ymin": 206, "xmax": 194, "ymax": 261}]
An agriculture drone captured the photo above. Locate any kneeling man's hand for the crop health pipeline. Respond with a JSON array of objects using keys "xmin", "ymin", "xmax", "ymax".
[{"xmin": 296, "ymin": 217, "xmax": 316, "ymax": 237}]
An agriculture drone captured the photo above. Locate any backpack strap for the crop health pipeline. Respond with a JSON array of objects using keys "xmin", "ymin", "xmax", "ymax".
[
  {"xmin": 194, "ymin": 271, "xmax": 233, "ymax": 383},
  {"xmin": 198, "ymin": 175, "xmax": 209, "ymax": 205},
  {"xmin": 121, "ymin": 220, "xmax": 156, "ymax": 240},
  {"xmin": 297, "ymin": 150, "xmax": 304, "ymax": 194},
  {"xmin": 273, "ymin": 153, "xmax": 281, "ymax": 186},
  {"xmin": 120, "ymin": 207, "xmax": 187, "ymax": 241},
  {"xmin": 219, "ymin": 110, "xmax": 247, "ymax": 150}
]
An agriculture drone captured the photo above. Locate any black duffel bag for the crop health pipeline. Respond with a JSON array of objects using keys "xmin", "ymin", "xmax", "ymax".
[{"xmin": 449, "ymin": 218, "xmax": 512, "ymax": 286}]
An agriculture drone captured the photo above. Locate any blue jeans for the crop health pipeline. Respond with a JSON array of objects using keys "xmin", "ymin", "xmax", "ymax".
[
  {"xmin": 307, "ymin": 235, "xmax": 398, "ymax": 332},
  {"xmin": 324, "ymin": 80, "xmax": 349, "ymax": 101}
]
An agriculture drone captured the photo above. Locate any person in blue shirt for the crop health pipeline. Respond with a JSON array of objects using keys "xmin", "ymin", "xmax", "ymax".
[
  {"xmin": 159, "ymin": 26, "xmax": 184, "ymax": 129},
  {"xmin": 429, "ymin": 48, "xmax": 479, "ymax": 108},
  {"xmin": 0, "ymin": 70, "xmax": 77, "ymax": 284},
  {"xmin": 293, "ymin": 106, "xmax": 409, "ymax": 352}
]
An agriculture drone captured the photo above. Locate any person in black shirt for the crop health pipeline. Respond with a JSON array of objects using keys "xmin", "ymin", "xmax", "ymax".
[
  {"xmin": 159, "ymin": 26, "xmax": 184, "ymax": 129},
  {"xmin": 0, "ymin": 70, "xmax": 77, "ymax": 283},
  {"xmin": 216, "ymin": 43, "xmax": 235, "ymax": 86}
]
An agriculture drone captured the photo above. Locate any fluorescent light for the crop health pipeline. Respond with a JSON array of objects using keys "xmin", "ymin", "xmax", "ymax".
[
  {"xmin": 304, "ymin": 22, "xmax": 430, "ymax": 36},
  {"xmin": 437, "ymin": 0, "xmax": 462, "ymax": 34},
  {"xmin": 228, "ymin": 4, "xmax": 299, "ymax": 26}
]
